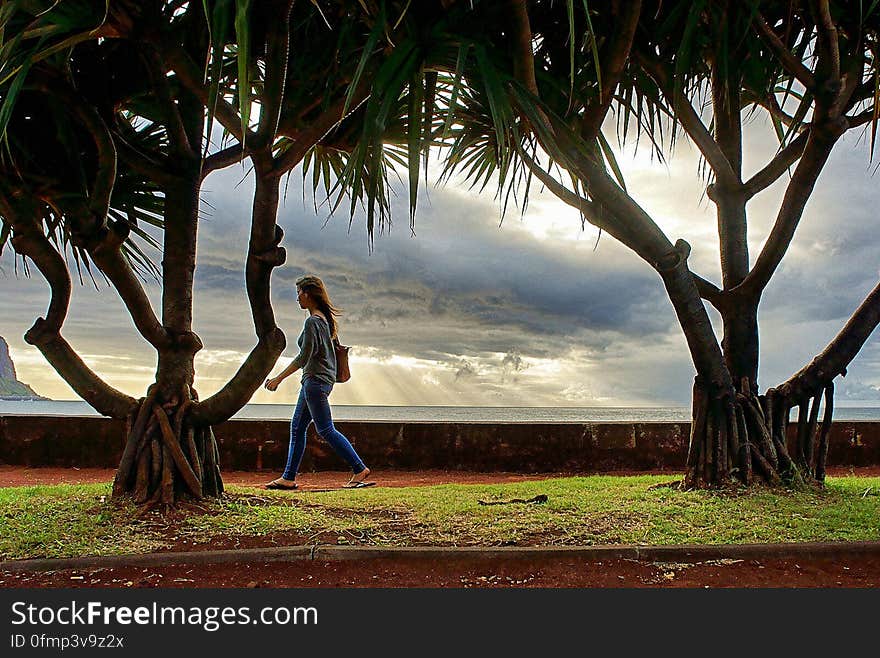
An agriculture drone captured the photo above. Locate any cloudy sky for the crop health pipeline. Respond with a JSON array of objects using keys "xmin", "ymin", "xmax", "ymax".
[{"xmin": 2, "ymin": 116, "xmax": 880, "ymax": 407}]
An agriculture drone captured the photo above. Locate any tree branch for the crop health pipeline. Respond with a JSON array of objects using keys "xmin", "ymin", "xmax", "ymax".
[
  {"xmin": 141, "ymin": 48, "xmax": 195, "ymax": 159},
  {"xmin": 743, "ymin": 131, "xmax": 808, "ymax": 198},
  {"xmin": 247, "ymin": 154, "xmax": 286, "ymax": 337},
  {"xmin": 846, "ymin": 109, "xmax": 877, "ymax": 130},
  {"xmin": 190, "ymin": 327, "xmax": 286, "ymax": 425},
  {"xmin": 580, "ymin": 1, "xmax": 642, "ymax": 139},
  {"xmin": 505, "ymin": 1, "xmax": 730, "ymax": 394},
  {"xmin": 517, "ymin": 149, "xmax": 632, "ymax": 246},
  {"xmin": 507, "ymin": 2, "xmax": 675, "ymax": 265},
  {"xmin": 30, "ymin": 333, "xmax": 138, "ymax": 418},
  {"xmin": 752, "ymin": 13, "xmax": 816, "ymax": 91},
  {"xmin": 257, "ymin": 0, "xmax": 295, "ymax": 145},
  {"xmin": 3, "ymin": 198, "xmax": 70, "ymax": 336},
  {"xmin": 29, "ymin": 74, "xmax": 116, "ymax": 232},
  {"xmin": 657, "ymin": 241, "xmax": 734, "ymax": 393},
  {"xmin": 272, "ymin": 81, "xmax": 372, "ymax": 177},
  {"xmin": 692, "ymin": 274, "xmax": 725, "ymax": 309},
  {"xmin": 777, "ymin": 279, "xmax": 880, "ymax": 400},
  {"xmin": 26, "ymin": 76, "xmax": 169, "ymax": 349},
  {"xmin": 191, "ymin": 152, "xmax": 287, "ymax": 422},
  {"xmin": 160, "ymin": 172, "xmax": 201, "ymax": 334},
  {"xmin": 758, "ymin": 93, "xmax": 798, "ymax": 128},
  {"xmin": 734, "ymin": 125, "xmax": 843, "ymax": 297},
  {"xmin": 508, "ymin": 0, "xmax": 539, "ymax": 96},
  {"xmin": 833, "ymin": 45, "xmax": 869, "ymax": 119},
  {"xmin": 84, "ymin": 214, "xmax": 170, "ymax": 349},
  {"xmin": 201, "ymin": 143, "xmax": 246, "ymax": 179},
  {"xmin": 710, "ymin": 19, "xmax": 749, "ymax": 289},
  {"xmin": 114, "ymin": 129, "xmax": 179, "ymax": 187},
  {"xmin": 2, "ymin": 198, "xmax": 136, "ymax": 418},
  {"xmin": 738, "ymin": 2, "xmax": 852, "ymax": 296},
  {"xmin": 808, "ymin": 0, "xmax": 840, "ymax": 95},
  {"xmin": 161, "ymin": 41, "xmax": 257, "ymax": 145},
  {"xmin": 638, "ymin": 54, "xmax": 741, "ymax": 189}
]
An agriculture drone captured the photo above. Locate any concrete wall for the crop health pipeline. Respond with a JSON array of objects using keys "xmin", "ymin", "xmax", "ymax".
[{"xmin": 2, "ymin": 415, "xmax": 879, "ymax": 472}]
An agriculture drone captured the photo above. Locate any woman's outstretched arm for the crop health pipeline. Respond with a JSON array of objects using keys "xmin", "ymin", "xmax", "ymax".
[
  {"xmin": 265, "ymin": 359, "xmax": 301, "ymax": 390},
  {"xmin": 265, "ymin": 321, "xmax": 317, "ymax": 390}
]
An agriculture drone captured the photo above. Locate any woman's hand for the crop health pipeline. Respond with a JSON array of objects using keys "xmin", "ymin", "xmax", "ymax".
[{"xmin": 264, "ymin": 376, "xmax": 281, "ymax": 392}]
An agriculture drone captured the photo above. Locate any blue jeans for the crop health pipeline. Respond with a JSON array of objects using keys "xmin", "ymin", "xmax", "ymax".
[{"xmin": 282, "ymin": 376, "xmax": 366, "ymax": 480}]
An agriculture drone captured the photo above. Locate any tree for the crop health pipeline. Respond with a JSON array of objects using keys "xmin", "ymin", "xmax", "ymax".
[
  {"xmin": 345, "ymin": 0, "xmax": 880, "ymax": 487},
  {"xmin": 5, "ymin": 0, "xmax": 877, "ymax": 499},
  {"xmin": 0, "ymin": 0, "xmax": 426, "ymax": 506}
]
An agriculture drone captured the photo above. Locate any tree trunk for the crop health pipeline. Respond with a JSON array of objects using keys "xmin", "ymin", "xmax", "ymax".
[
  {"xmin": 721, "ymin": 302, "xmax": 759, "ymax": 393},
  {"xmin": 110, "ymin": 118, "xmax": 220, "ymax": 506},
  {"xmin": 681, "ymin": 323, "xmax": 834, "ymax": 490},
  {"xmin": 682, "ymin": 278, "xmax": 880, "ymax": 490},
  {"xmin": 651, "ymin": 239, "xmax": 822, "ymax": 489},
  {"xmin": 112, "ymin": 381, "xmax": 222, "ymax": 506}
]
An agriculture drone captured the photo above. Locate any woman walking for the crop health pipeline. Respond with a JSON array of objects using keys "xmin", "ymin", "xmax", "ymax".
[{"xmin": 263, "ymin": 275, "xmax": 371, "ymax": 490}]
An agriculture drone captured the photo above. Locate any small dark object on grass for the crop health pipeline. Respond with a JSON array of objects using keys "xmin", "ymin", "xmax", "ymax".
[{"xmin": 477, "ymin": 494, "xmax": 548, "ymax": 506}]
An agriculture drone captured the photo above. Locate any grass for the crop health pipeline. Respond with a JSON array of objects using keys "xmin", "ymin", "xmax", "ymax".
[
  {"xmin": 1, "ymin": 475, "xmax": 878, "ymax": 560},
  {"xmin": 0, "ymin": 484, "xmax": 163, "ymax": 559}
]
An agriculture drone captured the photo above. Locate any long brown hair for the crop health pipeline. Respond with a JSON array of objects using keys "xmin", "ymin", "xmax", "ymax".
[{"xmin": 295, "ymin": 274, "xmax": 342, "ymax": 339}]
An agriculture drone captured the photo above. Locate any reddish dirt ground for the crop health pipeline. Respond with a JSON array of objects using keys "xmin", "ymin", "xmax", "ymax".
[
  {"xmin": 2, "ymin": 465, "xmax": 878, "ymax": 488},
  {"xmin": 0, "ymin": 466, "xmax": 578, "ymax": 489},
  {"xmin": 2, "ymin": 465, "xmax": 879, "ymax": 588},
  {"xmin": 3, "ymin": 556, "xmax": 879, "ymax": 589}
]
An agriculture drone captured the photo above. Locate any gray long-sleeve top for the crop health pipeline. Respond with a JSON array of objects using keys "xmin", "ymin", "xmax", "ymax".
[{"xmin": 291, "ymin": 315, "xmax": 337, "ymax": 384}]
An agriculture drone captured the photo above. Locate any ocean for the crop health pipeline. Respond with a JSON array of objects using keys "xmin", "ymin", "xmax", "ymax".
[{"xmin": 2, "ymin": 400, "xmax": 880, "ymax": 422}]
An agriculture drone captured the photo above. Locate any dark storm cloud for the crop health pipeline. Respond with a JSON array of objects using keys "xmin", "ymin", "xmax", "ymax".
[
  {"xmin": 194, "ymin": 263, "xmax": 245, "ymax": 290},
  {"xmin": 4, "ymin": 124, "xmax": 879, "ymax": 404},
  {"xmin": 709, "ymin": 130, "xmax": 880, "ymax": 390},
  {"xmin": 757, "ymin": 132, "xmax": 880, "ymax": 324},
  {"xmin": 190, "ymin": 164, "xmax": 678, "ymax": 367}
]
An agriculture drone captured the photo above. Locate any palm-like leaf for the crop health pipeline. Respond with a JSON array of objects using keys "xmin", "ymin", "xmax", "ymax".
[{"xmin": 0, "ymin": 3, "xmax": 166, "ymax": 281}]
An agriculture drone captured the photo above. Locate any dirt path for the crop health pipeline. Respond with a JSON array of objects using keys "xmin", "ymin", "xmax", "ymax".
[
  {"xmin": 0, "ymin": 466, "xmax": 581, "ymax": 489},
  {"xmin": 2, "ymin": 465, "xmax": 878, "ymax": 488},
  {"xmin": 0, "ymin": 466, "xmax": 671, "ymax": 489}
]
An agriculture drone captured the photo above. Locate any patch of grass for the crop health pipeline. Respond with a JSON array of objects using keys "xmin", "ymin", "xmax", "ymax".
[
  {"xmin": 1, "ymin": 475, "xmax": 878, "ymax": 560},
  {"xmin": 181, "ymin": 475, "xmax": 880, "ymax": 547},
  {"xmin": 0, "ymin": 484, "xmax": 168, "ymax": 560}
]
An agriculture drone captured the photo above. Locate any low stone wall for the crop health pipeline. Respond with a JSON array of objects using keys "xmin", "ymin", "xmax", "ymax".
[{"xmin": 1, "ymin": 415, "xmax": 879, "ymax": 472}]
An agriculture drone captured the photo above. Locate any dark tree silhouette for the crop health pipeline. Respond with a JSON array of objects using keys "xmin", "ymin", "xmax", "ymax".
[
  {"xmin": 0, "ymin": 0, "xmax": 428, "ymax": 505},
  {"xmin": 342, "ymin": 0, "xmax": 880, "ymax": 488}
]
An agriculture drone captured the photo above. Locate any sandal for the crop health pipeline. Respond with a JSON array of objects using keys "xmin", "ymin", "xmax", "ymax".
[
  {"xmin": 344, "ymin": 467, "xmax": 372, "ymax": 488},
  {"xmin": 265, "ymin": 479, "xmax": 298, "ymax": 490},
  {"xmin": 342, "ymin": 481, "xmax": 376, "ymax": 489}
]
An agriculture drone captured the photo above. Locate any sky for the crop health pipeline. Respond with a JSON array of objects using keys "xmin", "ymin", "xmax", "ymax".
[{"xmin": 2, "ymin": 116, "xmax": 880, "ymax": 408}]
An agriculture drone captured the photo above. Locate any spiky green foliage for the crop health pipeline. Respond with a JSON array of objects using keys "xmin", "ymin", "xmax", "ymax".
[
  {"xmin": 328, "ymin": 1, "xmax": 631, "ymax": 235},
  {"xmin": 0, "ymin": 1, "xmax": 164, "ymax": 280},
  {"xmin": 337, "ymin": 1, "xmax": 880, "ymax": 236}
]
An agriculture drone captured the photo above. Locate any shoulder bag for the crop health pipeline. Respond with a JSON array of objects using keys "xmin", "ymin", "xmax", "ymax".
[{"xmin": 333, "ymin": 338, "xmax": 351, "ymax": 383}]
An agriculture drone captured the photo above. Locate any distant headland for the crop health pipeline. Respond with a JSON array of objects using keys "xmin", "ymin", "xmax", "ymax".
[{"xmin": 0, "ymin": 335, "xmax": 49, "ymax": 401}]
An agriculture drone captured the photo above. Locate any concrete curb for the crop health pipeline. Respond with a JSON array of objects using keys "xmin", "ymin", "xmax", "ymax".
[
  {"xmin": 0, "ymin": 547, "xmax": 314, "ymax": 573},
  {"xmin": 3, "ymin": 541, "xmax": 880, "ymax": 573}
]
